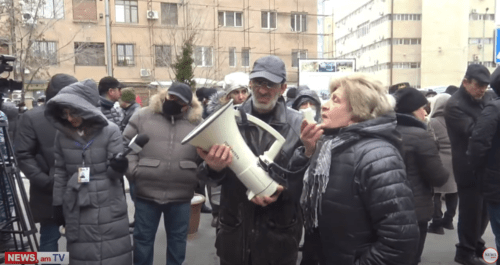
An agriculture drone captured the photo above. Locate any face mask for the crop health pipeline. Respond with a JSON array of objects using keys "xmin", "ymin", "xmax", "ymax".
[{"xmin": 162, "ymin": 100, "xmax": 183, "ymax": 116}]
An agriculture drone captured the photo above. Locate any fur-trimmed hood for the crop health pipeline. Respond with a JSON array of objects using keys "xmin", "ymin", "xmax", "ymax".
[{"xmin": 148, "ymin": 87, "xmax": 203, "ymax": 124}]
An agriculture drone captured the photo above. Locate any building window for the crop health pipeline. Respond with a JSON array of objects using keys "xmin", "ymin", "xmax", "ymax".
[
  {"xmin": 218, "ymin": 11, "xmax": 242, "ymax": 27},
  {"xmin": 393, "ymin": 13, "xmax": 421, "ymax": 21},
  {"xmin": 115, "ymin": 0, "xmax": 137, "ymax": 23},
  {"xmin": 116, "ymin": 44, "xmax": 134, "ymax": 66},
  {"xmin": 393, "ymin": 38, "xmax": 421, "ymax": 45},
  {"xmin": 468, "ymin": 61, "xmax": 495, "ymax": 67},
  {"xmin": 22, "ymin": 0, "xmax": 64, "ymax": 19},
  {"xmin": 32, "ymin": 41, "xmax": 57, "ymax": 65},
  {"xmin": 292, "ymin": 49, "xmax": 307, "ymax": 67},
  {"xmin": 73, "ymin": 0, "xmax": 97, "ymax": 21},
  {"xmin": 74, "ymin": 42, "xmax": 105, "ymax": 66},
  {"xmin": 229, "ymin": 47, "xmax": 236, "ymax": 67},
  {"xmin": 392, "ymin": 62, "xmax": 421, "ymax": 69},
  {"xmin": 241, "ymin": 48, "xmax": 250, "ymax": 67},
  {"xmin": 261, "ymin": 11, "xmax": 277, "ymax": 29},
  {"xmin": 161, "ymin": 3, "xmax": 177, "ymax": 25},
  {"xmin": 470, "ymin": 13, "xmax": 495, "ymax": 20},
  {"xmin": 357, "ymin": 21, "xmax": 369, "ymax": 38},
  {"xmin": 155, "ymin": 45, "xmax": 171, "ymax": 67},
  {"xmin": 291, "ymin": 13, "xmax": 307, "ymax": 32},
  {"xmin": 195, "ymin": 46, "xmax": 212, "ymax": 67},
  {"xmin": 469, "ymin": 38, "xmax": 493, "ymax": 44}
]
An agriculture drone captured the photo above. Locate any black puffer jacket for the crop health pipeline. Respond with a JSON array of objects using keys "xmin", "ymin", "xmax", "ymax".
[
  {"xmin": 468, "ymin": 99, "xmax": 500, "ymax": 202},
  {"xmin": 396, "ymin": 114, "xmax": 449, "ymax": 221},
  {"xmin": 197, "ymin": 97, "xmax": 308, "ymax": 265},
  {"xmin": 99, "ymin": 96, "xmax": 122, "ymax": 128},
  {"xmin": 297, "ymin": 113, "xmax": 419, "ymax": 265},
  {"xmin": 445, "ymin": 86, "xmax": 492, "ymax": 187}
]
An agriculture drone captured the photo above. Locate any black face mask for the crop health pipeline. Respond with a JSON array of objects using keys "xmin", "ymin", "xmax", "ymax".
[{"xmin": 162, "ymin": 100, "xmax": 183, "ymax": 116}]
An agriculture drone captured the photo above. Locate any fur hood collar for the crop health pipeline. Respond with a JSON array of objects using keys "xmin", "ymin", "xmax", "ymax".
[{"xmin": 148, "ymin": 87, "xmax": 203, "ymax": 124}]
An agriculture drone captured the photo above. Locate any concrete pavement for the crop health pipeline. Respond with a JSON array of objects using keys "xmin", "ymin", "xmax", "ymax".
[{"xmin": 17, "ymin": 177, "xmax": 498, "ymax": 264}]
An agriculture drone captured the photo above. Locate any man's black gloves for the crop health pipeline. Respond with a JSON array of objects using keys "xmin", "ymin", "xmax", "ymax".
[
  {"xmin": 53, "ymin": 206, "xmax": 65, "ymax": 227},
  {"xmin": 109, "ymin": 155, "xmax": 129, "ymax": 174}
]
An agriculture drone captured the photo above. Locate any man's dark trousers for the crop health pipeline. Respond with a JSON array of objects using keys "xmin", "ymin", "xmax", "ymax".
[{"xmin": 456, "ymin": 184, "xmax": 489, "ymax": 258}]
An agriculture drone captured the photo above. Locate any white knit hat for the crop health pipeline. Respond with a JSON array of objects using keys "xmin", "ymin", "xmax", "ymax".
[{"xmin": 224, "ymin": 72, "xmax": 250, "ymax": 94}]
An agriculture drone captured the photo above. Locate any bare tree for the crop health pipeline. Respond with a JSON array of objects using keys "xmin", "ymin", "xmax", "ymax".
[{"xmin": 0, "ymin": 0, "xmax": 89, "ymax": 103}]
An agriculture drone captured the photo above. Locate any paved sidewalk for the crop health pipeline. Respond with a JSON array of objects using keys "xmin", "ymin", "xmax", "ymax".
[{"xmin": 17, "ymin": 176, "xmax": 498, "ymax": 265}]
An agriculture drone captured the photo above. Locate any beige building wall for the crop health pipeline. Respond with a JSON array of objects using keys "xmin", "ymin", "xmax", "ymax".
[
  {"xmin": 421, "ymin": 0, "xmax": 468, "ymax": 88},
  {"xmin": 7, "ymin": 0, "xmax": 319, "ymax": 88},
  {"xmin": 333, "ymin": 0, "xmax": 496, "ymax": 88}
]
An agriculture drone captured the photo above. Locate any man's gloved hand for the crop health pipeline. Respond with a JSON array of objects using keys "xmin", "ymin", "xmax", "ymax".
[
  {"xmin": 53, "ymin": 206, "xmax": 65, "ymax": 227},
  {"xmin": 109, "ymin": 155, "xmax": 129, "ymax": 174}
]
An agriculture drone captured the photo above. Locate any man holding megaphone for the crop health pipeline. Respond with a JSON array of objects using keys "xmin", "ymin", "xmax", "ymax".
[{"xmin": 196, "ymin": 55, "xmax": 311, "ymax": 265}]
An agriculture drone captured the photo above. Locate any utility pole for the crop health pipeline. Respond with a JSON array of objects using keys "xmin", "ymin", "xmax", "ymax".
[
  {"xmin": 104, "ymin": 0, "xmax": 113, "ymax": 76},
  {"xmin": 483, "ymin": 7, "xmax": 489, "ymax": 65}
]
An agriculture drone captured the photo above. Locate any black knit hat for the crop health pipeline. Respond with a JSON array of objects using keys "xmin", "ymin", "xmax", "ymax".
[
  {"xmin": 394, "ymin": 87, "xmax": 428, "ymax": 114},
  {"xmin": 168, "ymin": 82, "xmax": 193, "ymax": 104}
]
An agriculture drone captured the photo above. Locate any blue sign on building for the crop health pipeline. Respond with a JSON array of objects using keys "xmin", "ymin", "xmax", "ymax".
[{"xmin": 495, "ymin": 28, "xmax": 500, "ymax": 64}]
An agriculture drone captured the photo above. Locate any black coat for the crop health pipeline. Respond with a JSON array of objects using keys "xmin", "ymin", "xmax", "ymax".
[
  {"xmin": 302, "ymin": 114, "xmax": 419, "ymax": 265},
  {"xmin": 444, "ymin": 86, "xmax": 492, "ymax": 187},
  {"xmin": 468, "ymin": 99, "xmax": 500, "ymax": 202},
  {"xmin": 15, "ymin": 105, "xmax": 56, "ymax": 222},
  {"xmin": 198, "ymin": 97, "xmax": 308, "ymax": 265},
  {"xmin": 396, "ymin": 114, "xmax": 449, "ymax": 221}
]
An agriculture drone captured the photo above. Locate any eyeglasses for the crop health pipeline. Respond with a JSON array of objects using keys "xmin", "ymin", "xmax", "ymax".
[
  {"xmin": 251, "ymin": 80, "xmax": 281, "ymax": 90},
  {"xmin": 60, "ymin": 109, "xmax": 78, "ymax": 119}
]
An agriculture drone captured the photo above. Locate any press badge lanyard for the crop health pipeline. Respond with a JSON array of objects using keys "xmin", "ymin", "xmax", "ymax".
[{"xmin": 74, "ymin": 139, "xmax": 95, "ymax": 183}]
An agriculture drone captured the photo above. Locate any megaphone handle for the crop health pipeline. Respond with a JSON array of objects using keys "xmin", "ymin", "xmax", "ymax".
[{"xmin": 234, "ymin": 110, "xmax": 286, "ymax": 162}]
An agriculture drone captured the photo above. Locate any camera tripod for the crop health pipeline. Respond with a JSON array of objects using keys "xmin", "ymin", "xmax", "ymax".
[{"xmin": 0, "ymin": 111, "xmax": 39, "ymax": 254}]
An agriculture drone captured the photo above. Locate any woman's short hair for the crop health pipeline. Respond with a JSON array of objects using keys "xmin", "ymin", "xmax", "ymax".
[{"xmin": 329, "ymin": 74, "xmax": 392, "ymax": 122}]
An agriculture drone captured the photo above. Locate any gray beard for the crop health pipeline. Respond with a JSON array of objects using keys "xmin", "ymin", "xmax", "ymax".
[{"xmin": 251, "ymin": 93, "xmax": 279, "ymax": 113}]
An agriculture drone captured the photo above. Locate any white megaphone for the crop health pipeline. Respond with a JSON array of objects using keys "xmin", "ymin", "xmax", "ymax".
[{"xmin": 181, "ymin": 100, "xmax": 285, "ymax": 200}]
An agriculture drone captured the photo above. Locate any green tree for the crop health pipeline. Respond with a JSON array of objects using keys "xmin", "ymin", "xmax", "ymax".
[{"xmin": 172, "ymin": 37, "xmax": 196, "ymax": 89}]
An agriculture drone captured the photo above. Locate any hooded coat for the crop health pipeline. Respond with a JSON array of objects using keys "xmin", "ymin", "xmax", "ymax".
[
  {"xmin": 396, "ymin": 113, "xmax": 449, "ymax": 221},
  {"xmin": 428, "ymin": 94, "xmax": 457, "ymax": 194},
  {"xmin": 123, "ymin": 88, "xmax": 203, "ymax": 204},
  {"xmin": 45, "ymin": 79, "xmax": 132, "ymax": 265},
  {"xmin": 291, "ymin": 89, "xmax": 321, "ymax": 121},
  {"xmin": 297, "ymin": 114, "xmax": 419, "ymax": 264}
]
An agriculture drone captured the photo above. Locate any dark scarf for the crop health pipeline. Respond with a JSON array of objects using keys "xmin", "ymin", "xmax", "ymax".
[
  {"xmin": 300, "ymin": 129, "xmax": 360, "ymax": 231},
  {"xmin": 300, "ymin": 119, "xmax": 397, "ymax": 231}
]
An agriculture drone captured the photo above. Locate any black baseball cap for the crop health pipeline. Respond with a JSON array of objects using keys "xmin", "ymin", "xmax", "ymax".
[
  {"xmin": 249, "ymin": 55, "xmax": 286, "ymax": 84},
  {"xmin": 168, "ymin": 82, "xmax": 193, "ymax": 105},
  {"xmin": 465, "ymin": 64, "xmax": 490, "ymax": 84}
]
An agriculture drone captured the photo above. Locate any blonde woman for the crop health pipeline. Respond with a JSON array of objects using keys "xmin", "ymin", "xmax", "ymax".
[{"xmin": 297, "ymin": 74, "xmax": 419, "ymax": 264}]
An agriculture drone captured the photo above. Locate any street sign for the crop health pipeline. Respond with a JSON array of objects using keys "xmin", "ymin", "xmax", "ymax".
[{"xmin": 495, "ymin": 28, "xmax": 500, "ymax": 64}]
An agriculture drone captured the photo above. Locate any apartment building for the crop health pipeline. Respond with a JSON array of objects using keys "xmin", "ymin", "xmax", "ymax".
[
  {"xmin": 333, "ymin": 0, "xmax": 495, "ymax": 88},
  {"xmin": 1, "ymin": 0, "xmax": 320, "ymax": 95}
]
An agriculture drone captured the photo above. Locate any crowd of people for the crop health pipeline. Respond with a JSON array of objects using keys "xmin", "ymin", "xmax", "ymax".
[{"xmin": 0, "ymin": 55, "xmax": 498, "ymax": 265}]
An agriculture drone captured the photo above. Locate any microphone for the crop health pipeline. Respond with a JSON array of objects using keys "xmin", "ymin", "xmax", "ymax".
[{"xmin": 117, "ymin": 134, "xmax": 150, "ymax": 158}]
